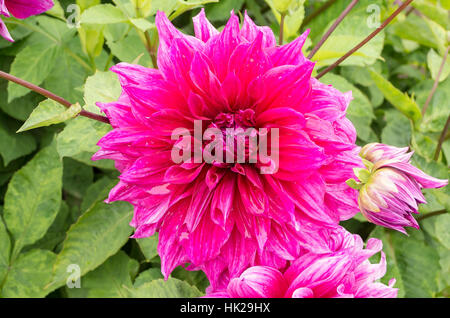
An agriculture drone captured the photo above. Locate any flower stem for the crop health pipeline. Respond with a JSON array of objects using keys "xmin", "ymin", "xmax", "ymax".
[
  {"xmin": 422, "ymin": 45, "xmax": 450, "ymax": 116},
  {"xmin": 417, "ymin": 209, "xmax": 447, "ymax": 221},
  {"xmin": 302, "ymin": 0, "xmax": 337, "ymax": 28},
  {"xmin": 0, "ymin": 70, "xmax": 110, "ymax": 124},
  {"xmin": 316, "ymin": 0, "xmax": 414, "ymax": 79},
  {"xmin": 279, "ymin": 13, "xmax": 286, "ymax": 45},
  {"xmin": 145, "ymin": 30, "xmax": 158, "ymax": 68},
  {"xmin": 307, "ymin": 0, "xmax": 359, "ymax": 60},
  {"xmin": 434, "ymin": 114, "xmax": 450, "ymax": 161}
]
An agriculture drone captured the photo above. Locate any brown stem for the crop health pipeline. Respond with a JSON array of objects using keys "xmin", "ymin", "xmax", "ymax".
[
  {"xmin": 279, "ymin": 13, "xmax": 286, "ymax": 45},
  {"xmin": 316, "ymin": 0, "xmax": 414, "ymax": 79},
  {"xmin": 0, "ymin": 70, "xmax": 110, "ymax": 124},
  {"xmin": 302, "ymin": 0, "xmax": 338, "ymax": 27},
  {"xmin": 434, "ymin": 114, "xmax": 450, "ymax": 161},
  {"xmin": 307, "ymin": 0, "xmax": 359, "ymax": 60},
  {"xmin": 144, "ymin": 30, "xmax": 158, "ymax": 69},
  {"xmin": 422, "ymin": 45, "xmax": 450, "ymax": 116},
  {"xmin": 417, "ymin": 210, "xmax": 447, "ymax": 221}
]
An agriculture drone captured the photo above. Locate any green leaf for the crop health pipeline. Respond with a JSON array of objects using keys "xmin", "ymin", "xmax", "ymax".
[
  {"xmin": 204, "ymin": 0, "xmax": 245, "ymax": 21},
  {"xmin": 80, "ymin": 4, "xmax": 128, "ymax": 24},
  {"xmin": 419, "ymin": 214, "xmax": 450, "ymax": 295},
  {"xmin": 369, "ymin": 69, "xmax": 422, "ymax": 122},
  {"xmin": 46, "ymin": 0, "xmax": 66, "ymax": 20},
  {"xmin": 56, "ymin": 71, "xmax": 117, "ymax": 165},
  {"xmin": 420, "ymin": 76, "xmax": 450, "ymax": 133},
  {"xmin": 129, "ymin": 277, "xmax": 203, "ymax": 298},
  {"xmin": 1, "ymin": 249, "xmax": 57, "ymax": 298},
  {"xmin": 133, "ymin": 269, "xmax": 163, "ymax": 287},
  {"xmin": 410, "ymin": 0, "xmax": 449, "ymax": 29},
  {"xmin": 18, "ymin": 100, "xmax": 81, "ymax": 132},
  {"xmin": 170, "ymin": 0, "xmax": 219, "ymax": 20},
  {"xmin": 106, "ymin": 29, "xmax": 152, "ymax": 67},
  {"xmin": 3, "ymin": 142, "xmax": 63, "ymax": 258},
  {"xmin": 65, "ymin": 251, "xmax": 139, "ymax": 298},
  {"xmin": 381, "ymin": 109, "xmax": 412, "ymax": 147},
  {"xmin": 56, "ymin": 117, "xmax": 111, "ymax": 159},
  {"xmin": 43, "ymin": 38, "xmax": 89, "ymax": 104},
  {"xmin": 313, "ymin": 4, "xmax": 384, "ymax": 67},
  {"xmin": 7, "ymin": 40, "xmax": 62, "ymax": 102},
  {"xmin": 0, "ymin": 216, "xmax": 10, "ymax": 284},
  {"xmin": 411, "ymin": 131, "xmax": 438, "ymax": 160},
  {"xmin": 320, "ymin": 73, "xmax": 374, "ymax": 141},
  {"xmin": 0, "ymin": 54, "xmax": 46, "ymax": 120},
  {"xmin": 171, "ymin": 267, "xmax": 209, "ymax": 293},
  {"xmin": 26, "ymin": 201, "xmax": 71, "ymax": 252},
  {"xmin": 370, "ymin": 227, "xmax": 442, "ymax": 298},
  {"xmin": 46, "ymin": 201, "xmax": 133, "ymax": 292},
  {"xmin": 391, "ymin": 14, "xmax": 447, "ymax": 55},
  {"xmin": 129, "ymin": 18, "xmax": 154, "ymax": 32},
  {"xmin": 80, "ymin": 176, "xmax": 117, "ymax": 212},
  {"xmin": 0, "ymin": 112, "xmax": 36, "ymax": 165},
  {"xmin": 427, "ymin": 49, "xmax": 450, "ymax": 83},
  {"xmin": 137, "ymin": 234, "xmax": 159, "ymax": 261},
  {"xmin": 83, "ymin": 71, "xmax": 121, "ymax": 113},
  {"xmin": 63, "ymin": 158, "xmax": 94, "ymax": 198}
]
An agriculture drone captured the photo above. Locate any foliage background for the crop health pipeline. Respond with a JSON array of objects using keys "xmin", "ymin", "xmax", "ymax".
[{"xmin": 0, "ymin": 0, "xmax": 448, "ymax": 298}]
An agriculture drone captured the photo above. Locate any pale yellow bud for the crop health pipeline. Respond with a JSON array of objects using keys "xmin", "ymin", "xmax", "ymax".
[{"xmin": 272, "ymin": 0, "xmax": 301, "ymax": 14}]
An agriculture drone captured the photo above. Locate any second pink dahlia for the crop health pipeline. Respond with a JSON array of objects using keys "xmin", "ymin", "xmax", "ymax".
[
  {"xmin": 94, "ymin": 9, "xmax": 363, "ymax": 289},
  {"xmin": 206, "ymin": 227, "xmax": 397, "ymax": 298}
]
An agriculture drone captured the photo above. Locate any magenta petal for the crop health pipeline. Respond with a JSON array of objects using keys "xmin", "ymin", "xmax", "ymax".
[
  {"xmin": 6, "ymin": 0, "xmax": 53, "ymax": 19},
  {"xmin": 227, "ymin": 266, "xmax": 287, "ymax": 298},
  {"xmin": 268, "ymin": 29, "xmax": 310, "ymax": 66},
  {"xmin": 382, "ymin": 161, "xmax": 448, "ymax": 189},
  {"xmin": 193, "ymin": 8, "xmax": 219, "ymax": 42},
  {"xmin": 0, "ymin": 16, "xmax": 13, "ymax": 42},
  {"xmin": 204, "ymin": 11, "xmax": 241, "ymax": 81},
  {"xmin": 241, "ymin": 11, "xmax": 276, "ymax": 48},
  {"xmin": 158, "ymin": 208, "xmax": 189, "ymax": 279}
]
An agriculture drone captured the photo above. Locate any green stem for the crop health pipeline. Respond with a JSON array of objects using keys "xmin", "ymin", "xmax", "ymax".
[
  {"xmin": 279, "ymin": 13, "xmax": 286, "ymax": 45},
  {"xmin": 422, "ymin": 45, "xmax": 450, "ymax": 116},
  {"xmin": 434, "ymin": 114, "xmax": 450, "ymax": 161},
  {"xmin": 64, "ymin": 48, "xmax": 95, "ymax": 74},
  {"xmin": 307, "ymin": 0, "xmax": 359, "ymax": 60},
  {"xmin": 145, "ymin": 30, "xmax": 158, "ymax": 68},
  {"xmin": 104, "ymin": 52, "xmax": 114, "ymax": 72},
  {"xmin": 417, "ymin": 210, "xmax": 447, "ymax": 221}
]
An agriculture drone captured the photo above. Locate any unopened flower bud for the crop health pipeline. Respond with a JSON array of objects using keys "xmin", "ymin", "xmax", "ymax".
[
  {"xmin": 272, "ymin": 0, "xmax": 301, "ymax": 15},
  {"xmin": 349, "ymin": 143, "xmax": 448, "ymax": 234}
]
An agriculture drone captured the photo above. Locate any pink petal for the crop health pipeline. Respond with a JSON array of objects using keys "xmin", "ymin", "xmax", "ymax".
[
  {"xmin": 227, "ymin": 266, "xmax": 287, "ymax": 298},
  {"xmin": 0, "ymin": 17, "xmax": 13, "ymax": 42},
  {"xmin": 193, "ymin": 8, "xmax": 219, "ymax": 42},
  {"xmin": 6, "ymin": 0, "xmax": 53, "ymax": 19}
]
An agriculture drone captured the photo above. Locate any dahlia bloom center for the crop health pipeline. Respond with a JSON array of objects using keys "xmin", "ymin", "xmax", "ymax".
[{"xmin": 204, "ymin": 109, "xmax": 266, "ymax": 169}]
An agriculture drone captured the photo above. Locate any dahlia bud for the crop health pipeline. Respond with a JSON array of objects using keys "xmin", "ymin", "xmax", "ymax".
[
  {"xmin": 347, "ymin": 143, "xmax": 448, "ymax": 234},
  {"xmin": 272, "ymin": 0, "xmax": 301, "ymax": 15},
  {"xmin": 131, "ymin": 0, "xmax": 152, "ymax": 17}
]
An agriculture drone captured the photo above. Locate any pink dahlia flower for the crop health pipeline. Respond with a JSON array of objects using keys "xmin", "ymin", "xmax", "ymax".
[
  {"xmin": 355, "ymin": 143, "xmax": 448, "ymax": 234},
  {"xmin": 0, "ymin": 0, "xmax": 54, "ymax": 42},
  {"xmin": 207, "ymin": 227, "xmax": 397, "ymax": 298},
  {"xmin": 94, "ymin": 9, "xmax": 362, "ymax": 289}
]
